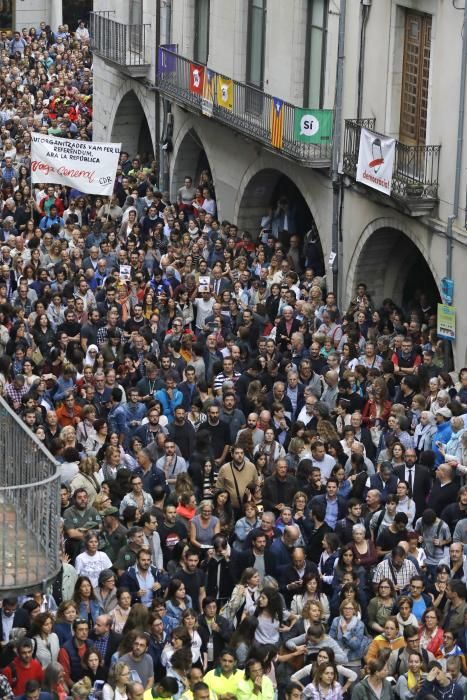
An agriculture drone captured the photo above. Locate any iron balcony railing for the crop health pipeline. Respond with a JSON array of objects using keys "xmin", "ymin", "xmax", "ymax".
[
  {"xmin": 89, "ymin": 11, "xmax": 150, "ymax": 69},
  {"xmin": 0, "ymin": 396, "xmax": 61, "ymax": 592},
  {"xmin": 343, "ymin": 118, "xmax": 440, "ymax": 202},
  {"xmin": 157, "ymin": 47, "xmax": 332, "ymax": 167}
]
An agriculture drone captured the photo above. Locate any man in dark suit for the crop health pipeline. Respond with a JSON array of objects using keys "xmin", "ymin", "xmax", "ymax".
[
  {"xmin": 442, "ymin": 486, "xmax": 467, "ymax": 535},
  {"xmin": 394, "ymin": 448, "xmax": 433, "ymax": 519},
  {"xmin": 0, "ymin": 596, "xmax": 30, "ymax": 644},
  {"xmin": 311, "ymin": 479, "xmax": 347, "ymax": 529},
  {"xmin": 265, "ymin": 381, "xmax": 293, "ymax": 416},
  {"xmin": 285, "ymin": 370, "xmax": 305, "ymax": 420},
  {"xmin": 88, "ymin": 614, "xmax": 122, "ymax": 668},
  {"xmin": 350, "ymin": 411, "xmax": 376, "ymax": 461},
  {"xmin": 427, "ymin": 464, "xmax": 459, "ymax": 516},
  {"xmin": 278, "ymin": 547, "xmax": 318, "ymax": 605},
  {"xmin": 210, "ymin": 268, "xmax": 232, "ymax": 298}
]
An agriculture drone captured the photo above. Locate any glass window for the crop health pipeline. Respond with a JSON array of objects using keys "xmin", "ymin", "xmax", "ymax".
[
  {"xmin": 129, "ymin": 0, "xmax": 143, "ymax": 25},
  {"xmin": 247, "ymin": 0, "xmax": 266, "ymax": 88},
  {"xmin": 194, "ymin": 0, "xmax": 210, "ymax": 65},
  {"xmin": 304, "ymin": 0, "xmax": 328, "ymax": 108}
]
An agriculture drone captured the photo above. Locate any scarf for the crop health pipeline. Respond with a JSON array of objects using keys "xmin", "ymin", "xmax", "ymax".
[{"xmin": 407, "ymin": 671, "xmax": 419, "ymax": 691}]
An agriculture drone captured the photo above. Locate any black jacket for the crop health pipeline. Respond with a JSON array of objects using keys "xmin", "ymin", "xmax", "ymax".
[
  {"xmin": 205, "ymin": 557, "xmax": 236, "ymax": 602},
  {"xmin": 197, "ymin": 614, "xmax": 233, "ymax": 666},
  {"xmin": 0, "ymin": 608, "xmax": 30, "ymax": 643},
  {"xmin": 88, "ymin": 630, "xmax": 122, "ymax": 668},
  {"xmin": 263, "ymin": 474, "xmax": 299, "ymax": 514},
  {"xmin": 231, "ymin": 546, "xmax": 276, "ymax": 580},
  {"xmin": 119, "ymin": 564, "xmax": 168, "ymax": 604},
  {"xmin": 277, "ymin": 560, "xmax": 319, "ymax": 605},
  {"xmin": 427, "ymin": 480, "xmax": 459, "ymax": 516},
  {"xmin": 394, "ymin": 464, "xmax": 432, "ymax": 519}
]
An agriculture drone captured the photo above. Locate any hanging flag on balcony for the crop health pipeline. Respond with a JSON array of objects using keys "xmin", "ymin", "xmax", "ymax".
[
  {"xmin": 293, "ymin": 108, "xmax": 333, "ymax": 144},
  {"xmin": 201, "ymin": 69, "xmax": 215, "ymax": 117},
  {"xmin": 157, "ymin": 44, "xmax": 177, "ymax": 73},
  {"xmin": 217, "ymin": 76, "xmax": 233, "ymax": 111},
  {"xmin": 356, "ymin": 127, "xmax": 395, "ymax": 196},
  {"xmin": 189, "ymin": 64, "xmax": 205, "ymax": 95},
  {"xmin": 270, "ymin": 98, "xmax": 284, "ymax": 149}
]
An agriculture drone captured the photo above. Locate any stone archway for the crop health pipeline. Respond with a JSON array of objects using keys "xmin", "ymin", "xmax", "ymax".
[
  {"xmin": 170, "ymin": 127, "xmax": 214, "ymax": 204},
  {"xmin": 110, "ymin": 90, "xmax": 154, "ymax": 159},
  {"xmin": 236, "ymin": 167, "xmax": 325, "ymax": 275},
  {"xmin": 347, "ymin": 224, "xmax": 441, "ymax": 311}
]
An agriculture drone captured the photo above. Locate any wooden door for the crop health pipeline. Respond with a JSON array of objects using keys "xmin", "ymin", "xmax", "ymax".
[{"xmin": 399, "ymin": 12, "xmax": 431, "ymax": 146}]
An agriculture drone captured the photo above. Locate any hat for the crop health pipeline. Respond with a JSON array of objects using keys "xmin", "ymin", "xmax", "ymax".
[
  {"xmin": 102, "ymin": 506, "xmax": 119, "ymax": 516},
  {"xmin": 82, "ymin": 521, "xmax": 100, "ymax": 530},
  {"xmin": 436, "ymin": 406, "xmax": 452, "ymax": 419}
]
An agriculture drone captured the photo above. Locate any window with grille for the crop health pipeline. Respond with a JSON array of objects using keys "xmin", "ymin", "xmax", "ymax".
[{"xmin": 399, "ymin": 11, "xmax": 431, "ymax": 146}]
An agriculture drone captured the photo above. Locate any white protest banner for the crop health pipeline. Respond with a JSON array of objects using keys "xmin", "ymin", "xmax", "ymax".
[
  {"xmin": 356, "ymin": 128, "xmax": 395, "ymax": 196},
  {"xmin": 31, "ymin": 133, "xmax": 121, "ymax": 196}
]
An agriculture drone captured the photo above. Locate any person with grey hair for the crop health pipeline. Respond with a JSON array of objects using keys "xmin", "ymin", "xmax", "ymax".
[
  {"xmin": 286, "ymin": 370, "xmax": 305, "ymax": 420},
  {"xmin": 439, "ymin": 542, "xmax": 467, "ymax": 582},
  {"xmin": 321, "ymin": 370, "xmax": 339, "ymax": 412},
  {"xmin": 74, "ymin": 530, "xmax": 112, "ymax": 587},
  {"xmin": 413, "ymin": 410, "xmax": 437, "ymax": 453},
  {"xmin": 269, "ymin": 524, "xmax": 302, "ymax": 577},
  {"xmin": 344, "ymin": 440, "xmax": 375, "ymax": 476},
  {"xmin": 276, "ymin": 305, "xmax": 301, "ymax": 353}
]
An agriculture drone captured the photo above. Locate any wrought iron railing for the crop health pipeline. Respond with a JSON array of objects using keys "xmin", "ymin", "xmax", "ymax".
[
  {"xmin": 343, "ymin": 119, "xmax": 440, "ymax": 201},
  {"xmin": 0, "ymin": 396, "xmax": 61, "ymax": 592},
  {"xmin": 89, "ymin": 11, "xmax": 150, "ymax": 67},
  {"xmin": 342, "ymin": 118, "xmax": 376, "ymax": 178},
  {"xmin": 156, "ymin": 47, "xmax": 333, "ymax": 166}
]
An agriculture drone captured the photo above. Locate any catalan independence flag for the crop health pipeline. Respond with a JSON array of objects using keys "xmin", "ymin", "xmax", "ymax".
[{"xmin": 271, "ymin": 97, "xmax": 284, "ymax": 149}]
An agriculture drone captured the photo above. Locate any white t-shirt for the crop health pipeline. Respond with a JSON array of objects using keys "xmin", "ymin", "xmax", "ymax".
[
  {"xmin": 74, "ymin": 551, "xmax": 113, "ymax": 587},
  {"xmin": 193, "ymin": 297, "xmax": 214, "ymax": 328}
]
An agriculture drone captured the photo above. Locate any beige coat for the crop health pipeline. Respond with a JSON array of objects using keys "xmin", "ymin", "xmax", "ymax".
[{"xmin": 215, "ymin": 459, "xmax": 258, "ymax": 509}]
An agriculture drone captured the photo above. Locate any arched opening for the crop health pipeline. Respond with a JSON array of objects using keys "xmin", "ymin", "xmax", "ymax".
[
  {"xmin": 111, "ymin": 90, "xmax": 154, "ymax": 161},
  {"xmin": 237, "ymin": 168, "xmax": 324, "ymax": 275},
  {"xmin": 351, "ymin": 227, "xmax": 440, "ymax": 313},
  {"xmin": 171, "ymin": 128, "xmax": 214, "ymax": 202}
]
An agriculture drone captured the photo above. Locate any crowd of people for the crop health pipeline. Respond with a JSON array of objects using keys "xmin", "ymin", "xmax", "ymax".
[{"xmin": 1, "ymin": 16, "xmax": 467, "ymax": 700}]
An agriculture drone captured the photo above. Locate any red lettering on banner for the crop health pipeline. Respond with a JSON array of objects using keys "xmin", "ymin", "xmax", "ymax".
[
  {"xmin": 57, "ymin": 166, "xmax": 96, "ymax": 184},
  {"xmin": 31, "ymin": 160, "xmax": 56, "ymax": 175}
]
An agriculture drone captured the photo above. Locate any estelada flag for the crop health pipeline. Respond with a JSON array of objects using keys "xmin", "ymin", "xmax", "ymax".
[
  {"xmin": 189, "ymin": 63, "xmax": 205, "ymax": 95},
  {"xmin": 271, "ymin": 97, "xmax": 284, "ymax": 149},
  {"xmin": 217, "ymin": 76, "xmax": 233, "ymax": 111}
]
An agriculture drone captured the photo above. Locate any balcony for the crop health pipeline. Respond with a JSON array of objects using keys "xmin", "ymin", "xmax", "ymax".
[
  {"xmin": 342, "ymin": 119, "xmax": 440, "ymax": 216},
  {"xmin": 0, "ymin": 397, "xmax": 61, "ymax": 593},
  {"xmin": 156, "ymin": 47, "xmax": 332, "ymax": 168},
  {"xmin": 90, "ymin": 11, "xmax": 151, "ymax": 79}
]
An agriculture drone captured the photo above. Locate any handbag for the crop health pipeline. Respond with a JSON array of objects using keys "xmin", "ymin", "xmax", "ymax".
[{"xmin": 32, "ymin": 346, "xmax": 44, "ymax": 367}]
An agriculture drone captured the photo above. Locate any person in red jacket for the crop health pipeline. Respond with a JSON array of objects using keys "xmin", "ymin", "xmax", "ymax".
[{"xmin": 1, "ymin": 638, "xmax": 44, "ymax": 696}]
